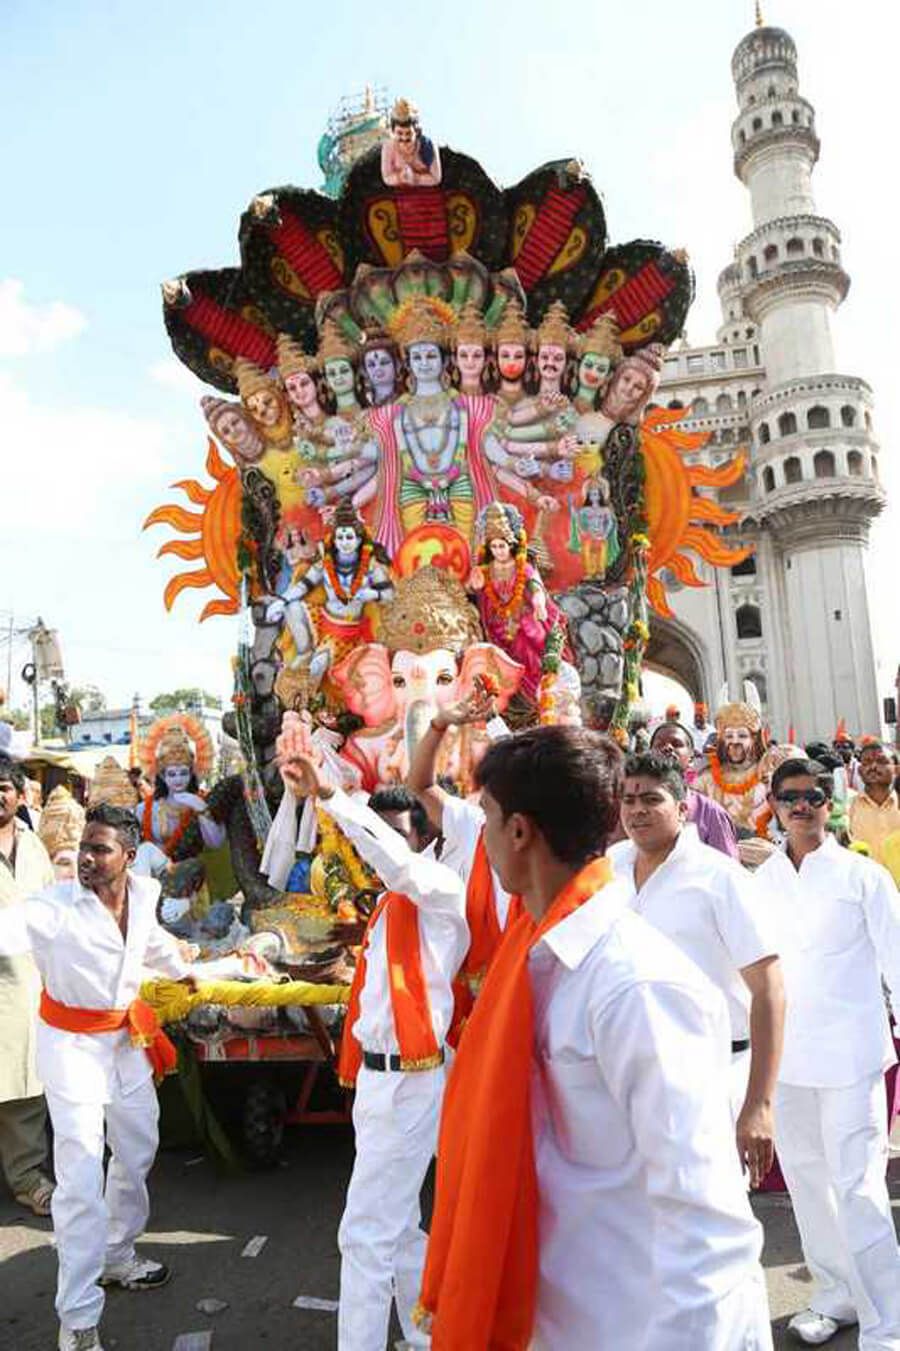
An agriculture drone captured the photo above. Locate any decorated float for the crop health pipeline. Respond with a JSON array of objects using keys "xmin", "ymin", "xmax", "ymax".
[{"xmin": 143, "ymin": 94, "xmax": 752, "ymax": 1156}]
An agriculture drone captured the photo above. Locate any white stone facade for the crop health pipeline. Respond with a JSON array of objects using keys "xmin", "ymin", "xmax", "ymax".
[{"xmin": 653, "ymin": 22, "xmax": 885, "ymax": 741}]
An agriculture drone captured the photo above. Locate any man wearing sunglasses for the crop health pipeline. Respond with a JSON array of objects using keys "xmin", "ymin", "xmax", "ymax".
[{"xmin": 757, "ymin": 758, "xmax": 900, "ymax": 1348}]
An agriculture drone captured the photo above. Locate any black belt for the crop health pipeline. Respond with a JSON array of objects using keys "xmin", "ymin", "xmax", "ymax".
[
  {"xmin": 731, "ymin": 1039, "xmax": 750, "ymax": 1054},
  {"xmin": 362, "ymin": 1048, "xmax": 445, "ymax": 1072}
]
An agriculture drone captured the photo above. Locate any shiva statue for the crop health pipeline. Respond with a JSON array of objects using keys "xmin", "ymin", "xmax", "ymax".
[{"xmin": 359, "ymin": 328, "xmax": 400, "ymax": 407}]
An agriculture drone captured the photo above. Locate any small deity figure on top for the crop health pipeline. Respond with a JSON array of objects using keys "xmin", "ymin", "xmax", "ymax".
[
  {"xmin": 380, "ymin": 97, "xmax": 442, "ymax": 188},
  {"xmin": 359, "ymin": 328, "xmax": 400, "ymax": 407},
  {"xmin": 572, "ymin": 313, "xmax": 623, "ymax": 416},
  {"xmin": 452, "ymin": 302, "xmax": 490, "ymax": 397},
  {"xmin": 568, "ymin": 474, "xmax": 618, "ymax": 579},
  {"xmin": 467, "ymin": 501, "xmax": 567, "ymax": 704},
  {"xmin": 234, "ymin": 358, "xmax": 295, "ymax": 451},
  {"xmin": 201, "ymin": 395, "xmax": 265, "ymax": 466},
  {"xmin": 272, "ymin": 499, "xmax": 394, "ymax": 669},
  {"xmin": 137, "ymin": 718, "xmax": 226, "ymax": 862}
]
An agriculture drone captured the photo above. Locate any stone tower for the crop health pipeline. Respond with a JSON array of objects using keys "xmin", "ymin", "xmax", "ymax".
[{"xmin": 654, "ymin": 17, "xmax": 884, "ymax": 740}]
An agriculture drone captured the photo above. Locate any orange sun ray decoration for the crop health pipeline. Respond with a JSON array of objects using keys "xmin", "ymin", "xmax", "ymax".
[
  {"xmin": 640, "ymin": 408, "xmax": 754, "ymax": 620},
  {"xmin": 143, "ymin": 438, "xmax": 242, "ymax": 622}
]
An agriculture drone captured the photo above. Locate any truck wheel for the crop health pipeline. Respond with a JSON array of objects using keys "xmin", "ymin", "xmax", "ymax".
[{"xmin": 242, "ymin": 1078, "xmax": 286, "ymax": 1167}]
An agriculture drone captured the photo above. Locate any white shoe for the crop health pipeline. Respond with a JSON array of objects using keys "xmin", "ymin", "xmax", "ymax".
[
  {"xmin": 787, "ymin": 1309, "xmax": 845, "ymax": 1344},
  {"xmin": 100, "ymin": 1253, "xmax": 171, "ymax": 1290},
  {"xmin": 58, "ymin": 1329, "xmax": 103, "ymax": 1351}
]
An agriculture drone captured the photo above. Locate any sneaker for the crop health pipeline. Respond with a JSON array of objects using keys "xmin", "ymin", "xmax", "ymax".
[
  {"xmin": 100, "ymin": 1254, "xmax": 171, "ymax": 1291},
  {"xmin": 14, "ymin": 1174, "xmax": 54, "ymax": 1217},
  {"xmin": 58, "ymin": 1328, "xmax": 103, "ymax": 1351},
  {"xmin": 787, "ymin": 1309, "xmax": 846, "ymax": 1345}
]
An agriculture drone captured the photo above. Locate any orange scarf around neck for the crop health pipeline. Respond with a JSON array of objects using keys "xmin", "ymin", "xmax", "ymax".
[
  {"xmin": 416, "ymin": 855, "xmax": 613, "ymax": 1349},
  {"xmin": 338, "ymin": 890, "xmax": 443, "ymax": 1088},
  {"xmin": 448, "ymin": 831, "xmax": 523, "ymax": 1049}
]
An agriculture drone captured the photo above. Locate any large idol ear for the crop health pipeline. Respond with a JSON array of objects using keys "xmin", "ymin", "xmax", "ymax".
[
  {"xmin": 330, "ymin": 644, "xmax": 397, "ymax": 727},
  {"xmin": 458, "ymin": 643, "xmax": 524, "ymax": 711}
]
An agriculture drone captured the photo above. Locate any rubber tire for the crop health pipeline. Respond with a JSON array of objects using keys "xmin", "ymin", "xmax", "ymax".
[{"xmin": 241, "ymin": 1078, "xmax": 287, "ymax": 1168}]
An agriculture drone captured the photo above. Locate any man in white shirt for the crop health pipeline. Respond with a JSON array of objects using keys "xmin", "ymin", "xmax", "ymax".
[
  {"xmin": 280, "ymin": 740, "xmax": 467, "ymax": 1351},
  {"xmin": 758, "ymin": 756, "xmax": 900, "ymax": 1348},
  {"xmin": 0, "ymin": 803, "xmax": 196, "ymax": 1351},
  {"xmin": 416, "ymin": 725, "xmax": 772, "ymax": 1349},
  {"xmin": 610, "ymin": 750, "xmax": 784, "ymax": 1187}
]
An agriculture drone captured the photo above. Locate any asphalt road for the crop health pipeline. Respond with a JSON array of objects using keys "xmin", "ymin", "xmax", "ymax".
[{"xmin": 1, "ymin": 1119, "xmax": 890, "ymax": 1350}]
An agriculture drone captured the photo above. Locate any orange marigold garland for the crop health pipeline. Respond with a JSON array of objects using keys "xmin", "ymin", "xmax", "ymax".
[
  {"xmin": 322, "ymin": 540, "xmax": 374, "ymax": 603},
  {"xmin": 707, "ymin": 756, "xmax": 761, "ymax": 796}
]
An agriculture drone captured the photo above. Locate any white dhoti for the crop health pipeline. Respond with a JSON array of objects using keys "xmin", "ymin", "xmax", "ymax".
[
  {"xmin": 48, "ymin": 1078, "xmax": 159, "ymax": 1332},
  {"xmin": 776, "ymin": 1072, "xmax": 900, "ymax": 1350},
  {"xmin": 338, "ymin": 1064, "xmax": 445, "ymax": 1351}
]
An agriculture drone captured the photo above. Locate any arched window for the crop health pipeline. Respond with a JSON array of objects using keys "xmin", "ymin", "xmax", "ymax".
[
  {"xmin": 792, "ymin": 109, "xmax": 800, "ymax": 124},
  {"xmin": 864, "ymin": 411, "xmax": 873, "ymax": 431},
  {"xmin": 767, "ymin": 85, "xmax": 776, "ymax": 97},
  {"xmin": 784, "ymin": 455, "xmax": 803, "ymax": 483},
  {"xmin": 807, "ymin": 405, "xmax": 830, "ymax": 429},
  {"xmin": 847, "ymin": 450, "xmax": 863, "ymax": 476},
  {"xmin": 736, "ymin": 604, "xmax": 763, "ymax": 639},
  {"xmin": 840, "ymin": 405, "xmax": 856, "ymax": 428},
  {"xmin": 738, "ymin": 129, "xmax": 747, "ymax": 146},
  {"xmin": 737, "ymin": 390, "xmax": 748, "ymax": 411},
  {"xmin": 786, "ymin": 237, "xmax": 804, "ymax": 256},
  {"xmin": 745, "ymin": 670, "xmax": 768, "ymax": 703},
  {"xmin": 747, "ymin": 256, "xmax": 759, "ymax": 279},
  {"xmin": 831, "ymin": 244, "xmax": 840, "ymax": 261},
  {"xmin": 771, "ymin": 110, "xmax": 783, "ymax": 127},
  {"xmin": 692, "ymin": 396, "xmax": 709, "ymax": 416},
  {"xmin": 715, "ymin": 392, "xmax": 733, "ymax": 414},
  {"xmin": 763, "ymin": 243, "xmax": 779, "ymax": 264},
  {"xmin": 731, "ymin": 555, "xmax": 757, "ymax": 577},
  {"xmin": 752, "ymin": 116, "xmax": 763, "ymax": 132},
  {"xmin": 871, "ymin": 455, "xmax": 880, "ymax": 482},
  {"xmin": 814, "ymin": 450, "xmax": 835, "ymax": 477},
  {"xmin": 758, "ymin": 421, "xmax": 771, "ymax": 444},
  {"xmin": 778, "ymin": 411, "xmax": 797, "ymax": 437},
  {"xmin": 812, "ymin": 237, "xmax": 825, "ymax": 257},
  {"xmin": 762, "ymin": 466, "xmax": 776, "ymax": 493}
]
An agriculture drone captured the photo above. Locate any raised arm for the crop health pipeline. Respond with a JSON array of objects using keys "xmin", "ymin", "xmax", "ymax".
[{"xmin": 406, "ymin": 688, "xmax": 493, "ymax": 834}]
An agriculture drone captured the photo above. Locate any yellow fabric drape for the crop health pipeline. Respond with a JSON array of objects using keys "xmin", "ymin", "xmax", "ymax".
[{"xmin": 140, "ymin": 977, "xmax": 351, "ymax": 1026}]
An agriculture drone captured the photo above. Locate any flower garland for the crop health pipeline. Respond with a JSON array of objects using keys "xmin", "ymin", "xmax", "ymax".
[
  {"xmin": 482, "ymin": 553, "xmax": 527, "ymax": 622},
  {"xmin": 610, "ymin": 531, "xmax": 651, "ymax": 745},
  {"xmin": 707, "ymin": 756, "xmax": 761, "ymax": 796},
  {"xmin": 142, "ymin": 797, "xmax": 196, "ymax": 860},
  {"xmin": 323, "ymin": 540, "xmax": 374, "ymax": 603}
]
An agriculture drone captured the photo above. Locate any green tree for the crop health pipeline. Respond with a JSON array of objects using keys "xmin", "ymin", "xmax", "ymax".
[{"xmin": 149, "ymin": 688, "xmax": 222, "ymax": 713}]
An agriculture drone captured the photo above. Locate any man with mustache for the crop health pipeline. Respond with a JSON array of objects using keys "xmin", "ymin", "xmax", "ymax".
[
  {"xmin": 757, "ymin": 758, "xmax": 900, "ymax": 1348},
  {"xmin": 694, "ymin": 696, "xmax": 768, "ymax": 833},
  {"xmin": 848, "ymin": 739, "xmax": 900, "ymax": 867}
]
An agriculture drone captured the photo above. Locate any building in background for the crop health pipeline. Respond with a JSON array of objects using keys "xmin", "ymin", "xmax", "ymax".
[{"xmin": 652, "ymin": 17, "xmax": 884, "ymax": 741}]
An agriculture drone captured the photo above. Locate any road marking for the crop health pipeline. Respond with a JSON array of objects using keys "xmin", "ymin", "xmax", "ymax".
[
  {"xmin": 293, "ymin": 1295, "xmax": 339, "ymax": 1312},
  {"xmin": 241, "ymin": 1234, "xmax": 268, "ymax": 1258}
]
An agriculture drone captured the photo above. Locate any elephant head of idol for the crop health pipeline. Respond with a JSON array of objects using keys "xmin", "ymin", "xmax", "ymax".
[{"xmin": 330, "ymin": 566, "xmax": 524, "ymax": 789}]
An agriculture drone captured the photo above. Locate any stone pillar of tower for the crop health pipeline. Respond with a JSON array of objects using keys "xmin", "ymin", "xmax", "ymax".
[{"xmin": 731, "ymin": 21, "xmax": 885, "ymax": 739}]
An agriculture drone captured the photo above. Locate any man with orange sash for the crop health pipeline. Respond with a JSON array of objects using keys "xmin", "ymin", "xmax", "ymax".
[
  {"xmin": 281, "ymin": 749, "xmax": 467, "ymax": 1351},
  {"xmin": 0, "ymin": 803, "xmax": 195, "ymax": 1351},
  {"xmin": 416, "ymin": 725, "xmax": 772, "ymax": 1350},
  {"xmin": 406, "ymin": 687, "xmax": 520, "ymax": 1042}
]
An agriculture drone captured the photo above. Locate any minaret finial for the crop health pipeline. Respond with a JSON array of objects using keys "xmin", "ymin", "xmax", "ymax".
[{"xmin": 755, "ymin": 0, "xmax": 764, "ymax": 26}]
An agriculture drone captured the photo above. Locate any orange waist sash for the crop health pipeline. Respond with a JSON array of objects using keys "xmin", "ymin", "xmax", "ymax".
[{"xmin": 39, "ymin": 989, "xmax": 178, "ymax": 1082}]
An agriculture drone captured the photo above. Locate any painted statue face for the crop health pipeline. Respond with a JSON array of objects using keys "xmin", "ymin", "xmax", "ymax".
[
  {"xmin": 363, "ymin": 347, "xmax": 396, "ymax": 391},
  {"xmin": 282, "ymin": 527, "xmax": 314, "ymax": 566},
  {"xmin": 497, "ymin": 342, "xmax": 526, "ymax": 380},
  {"xmin": 324, "ymin": 358, "xmax": 355, "ymax": 396},
  {"xmin": 537, "ymin": 343, "xmax": 567, "ymax": 385},
  {"xmin": 456, "ymin": 342, "xmax": 486, "ymax": 382},
  {"xmin": 334, "ymin": 525, "xmax": 360, "ymax": 557},
  {"xmin": 163, "ymin": 763, "xmax": 193, "ymax": 794},
  {"xmin": 578, "ymin": 351, "xmax": 612, "ymax": 388},
  {"xmin": 284, "ymin": 369, "xmax": 319, "ymax": 412},
  {"xmin": 488, "ymin": 537, "xmax": 512, "ymax": 564},
  {"xmin": 722, "ymin": 725, "xmax": 753, "ymax": 765},
  {"xmin": 393, "ymin": 122, "xmax": 417, "ymax": 159},
  {"xmin": 408, "ymin": 342, "xmax": 443, "ymax": 386},
  {"xmin": 390, "ymin": 649, "xmax": 457, "ymax": 709},
  {"xmin": 246, "ymin": 387, "xmax": 285, "ymax": 429},
  {"xmin": 603, "ymin": 362, "xmax": 651, "ymax": 420}
]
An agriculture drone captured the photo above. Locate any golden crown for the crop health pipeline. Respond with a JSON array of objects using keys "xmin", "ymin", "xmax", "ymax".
[
  {"xmin": 379, "ymin": 567, "xmax": 482, "ymax": 655},
  {"xmin": 277, "ymin": 332, "xmax": 317, "ymax": 378},
  {"xmin": 317, "ymin": 319, "xmax": 357, "ymax": 365},
  {"xmin": 482, "ymin": 501, "xmax": 518, "ymax": 545},
  {"xmin": 491, "ymin": 298, "xmax": 529, "ymax": 348},
  {"xmin": 715, "ymin": 702, "xmax": 763, "ymax": 736},
  {"xmin": 454, "ymin": 301, "xmax": 487, "ymax": 347},
  {"xmin": 577, "ymin": 312, "xmax": 623, "ymax": 361},
  {"xmin": 535, "ymin": 300, "xmax": 573, "ymax": 352},
  {"xmin": 391, "ymin": 295, "xmax": 453, "ymax": 352},
  {"xmin": 38, "ymin": 786, "xmax": 86, "ymax": 859},
  {"xmin": 88, "ymin": 757, "xmax": 139, "ymax": 809},
  {"xmin": 234, "ymin": 357, "xmax": 280, "ymax": 401}
]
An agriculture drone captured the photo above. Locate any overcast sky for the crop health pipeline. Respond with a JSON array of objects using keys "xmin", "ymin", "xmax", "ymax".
[{"xmin": 1, "ymin": 0, "xmax": 895, "ymax": 723}]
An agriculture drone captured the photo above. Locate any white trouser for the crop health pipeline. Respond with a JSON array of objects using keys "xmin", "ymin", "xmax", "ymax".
[
  {"xmin": 338, "ymin": 1063, "xmax": 445, "ymax": 1351},
  {"xmin": 46, "ymin": 1077, "xmax": 159, "ymax": 1332},
  {"xmin": 776, "ymin": 1073, "xmax": 900, "ymax": 1350}
]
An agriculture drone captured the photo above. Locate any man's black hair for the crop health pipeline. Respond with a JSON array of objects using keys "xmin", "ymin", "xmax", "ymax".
[
  {"xmin": 369, "ymin": 785, "xmax": 430, "ymax": 844},
  {"xmin": 804, "ymin": 740, "xmax": 830, "ymax": 762},
  {"xmin": 0, "ymin": 754, "xmax": 27, "ymax": 793},
  {"xmin": 649, "ymin": 721, "xmax": 694, "ymax": 751},
  {"xmin": 85, "ymin": 802, "xmax": 141, "ymax": 852},
  {"xmin": 623, "ymin": 750, "xmax": 687, "ymax": 802},
  {"xmin": 474, "ymin": 725, "xmax": 622, "ymax": 866},
  {"xmin": 770, "ymin": 757, "xmax": 834, "ymax": 800}
]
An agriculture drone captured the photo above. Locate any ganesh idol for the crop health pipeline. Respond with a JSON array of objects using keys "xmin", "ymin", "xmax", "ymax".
[
  {"xmin": 138, "ymin": 715, "xmax": 226, "ymax": 861},
  {"xmin": 693, "ymin": 684, "xmax": 769, "ymax": 833},
  {"xmin": 467, "ymin": 501, "xmax": 568, "ymax": 706}
]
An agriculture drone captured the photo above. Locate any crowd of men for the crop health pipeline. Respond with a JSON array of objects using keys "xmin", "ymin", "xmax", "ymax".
[{"xmin": 1, "ymin": 709, "xmax": 900, "ymax": 1350}]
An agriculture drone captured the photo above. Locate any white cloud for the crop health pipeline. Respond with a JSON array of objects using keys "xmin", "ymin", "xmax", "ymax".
[
  {"xmin": 148, "ymin": 356, "xmax": 207, "ymax": 397},
  {"xmin": 0, "ymin": 279, "xmax": 87, "ymax": 356}
]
